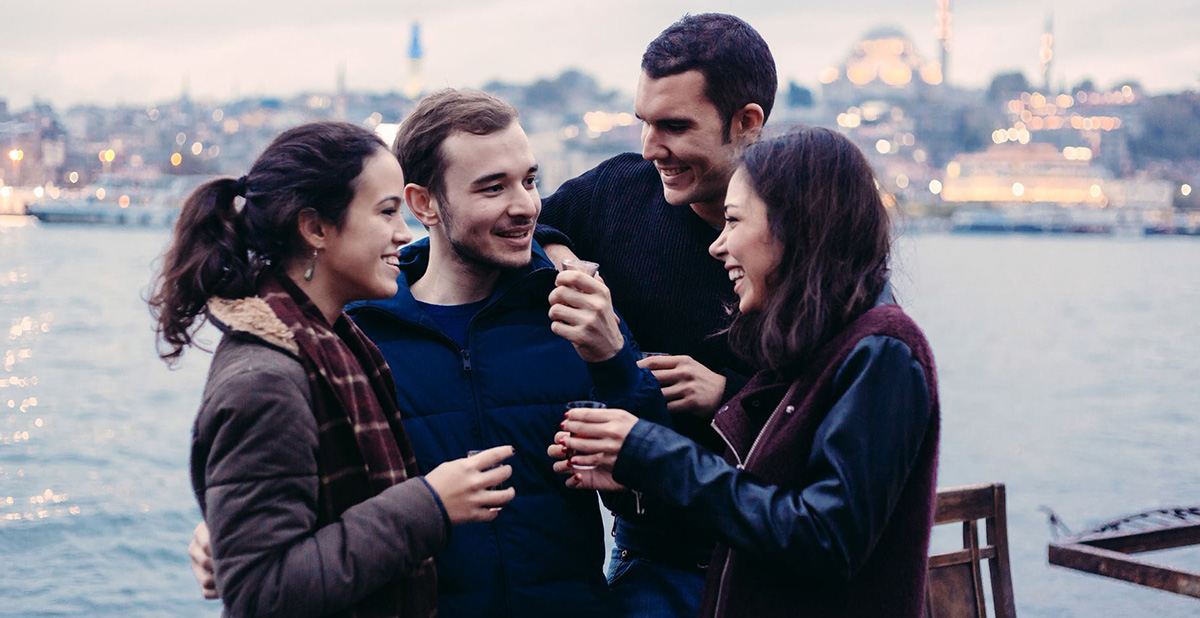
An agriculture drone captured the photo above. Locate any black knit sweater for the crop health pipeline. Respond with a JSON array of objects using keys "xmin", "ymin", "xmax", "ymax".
[{"xmin": 537, "ymin": 153, "xmax": 751, "ymax": 453}]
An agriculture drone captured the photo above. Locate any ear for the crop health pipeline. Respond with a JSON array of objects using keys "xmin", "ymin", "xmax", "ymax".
[
  {"xmin": 296, "ymin": 208, "xmax": 330, "ymax": 251},
  {"xmin": 405, "ymin": 183, "xmax": 441, "ymax": 227},
  {"xmin": 730, "ymin": 103, "xmax": 765, "ymax": 145}
]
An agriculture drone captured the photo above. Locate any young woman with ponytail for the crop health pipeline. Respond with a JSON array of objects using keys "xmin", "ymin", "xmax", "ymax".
[{"xmin": 149, "ymin": 121, "xmax": 515, "ymax": 618}]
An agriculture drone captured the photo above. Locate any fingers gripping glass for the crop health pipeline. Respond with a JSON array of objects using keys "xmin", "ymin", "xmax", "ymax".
[
  {"xmin": 561, "ymin": 258, "xmax": 600, "ymax": 277},
  {"xmin": 564, "ymin": 400, "xmax": 605, "ymax": 471},
  {"xmin": 466, "ymin": 450, "xmax": 507, "ymax": 491}
]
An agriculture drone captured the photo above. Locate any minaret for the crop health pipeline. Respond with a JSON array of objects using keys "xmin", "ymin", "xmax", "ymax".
[
  {"xmin": 935, "ymin": 0, "xmax": 952, "ymax": 86},
  {"xmin": 405, "ymin": 22, "xmax": 424, "ymax": 100},
  {"xmin": 335, "ymin": 62, "xmax": 347, "ymax": 121},
  {"xmin": 1039, "ymin": 13, "xmax": 1054, "ymax": 93}
]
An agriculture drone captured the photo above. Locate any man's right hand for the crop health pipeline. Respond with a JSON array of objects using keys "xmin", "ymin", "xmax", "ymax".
[
  {"xmin": 548, "ymin": 272, "xmax": 625, "ymax": 363},
  {"xmin": 424, "ymin": 445, "xmax": 517, "ymax": 524},
  {"xmin": 189, "ymin": 521, "xmax": 218, "ymax": 599}
]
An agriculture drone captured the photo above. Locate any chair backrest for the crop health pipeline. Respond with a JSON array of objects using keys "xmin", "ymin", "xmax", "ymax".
[{"xmin": 925, "ymin": 483, "xmax": 1017, "ymax": 618}]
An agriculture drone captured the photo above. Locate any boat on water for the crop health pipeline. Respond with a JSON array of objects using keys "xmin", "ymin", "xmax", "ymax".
[
  {"xmin": 939, "ymin": 143, "xmax": 1200, "ymax": 236},
  {"xmin": 27, "ymin": 198, "xmax": 180, "ymax": 227},
  {"xmin": 26, "ymin": 195, "xmax": 425, "ymax": 232},
  {"xmin": 950, "ymin": 205, "xmax": 1200, "ymax": 236}
]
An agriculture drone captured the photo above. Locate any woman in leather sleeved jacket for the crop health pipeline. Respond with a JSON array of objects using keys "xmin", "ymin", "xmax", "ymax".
[{"xmin": 551, "ymin": 127, "xmax": 940, "ymax": 618}]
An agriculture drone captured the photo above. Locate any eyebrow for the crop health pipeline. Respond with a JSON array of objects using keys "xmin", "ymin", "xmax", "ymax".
[
  {"xmin": 375, "ymin": 195, "xmax": 402, "ymax": 207},
  {"xmin": 635, "ymin": 113, "xmax": 693, "ymax": 127},
  {"xmin": 470, "ymin": 165, "xmax": 539, "ymax": 187}
]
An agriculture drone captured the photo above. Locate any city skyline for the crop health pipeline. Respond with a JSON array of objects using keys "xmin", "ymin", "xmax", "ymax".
[{"xmin": 3, "ymin": 0, "xmax": 1199, "ymax": 109}]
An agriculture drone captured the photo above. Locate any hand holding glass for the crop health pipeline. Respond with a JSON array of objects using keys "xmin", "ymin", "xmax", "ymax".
[
  {"xmin": 563, "ymin": 400, "xmax": 605, "ymax": 470},
  {"xmin": 561, "ymin": 258, "xmax": 600, "ymax": 277}
]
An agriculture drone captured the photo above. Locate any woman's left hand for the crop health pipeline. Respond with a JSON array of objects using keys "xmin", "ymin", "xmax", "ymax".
[{"xmin": 559, "ymin": 407, "xmax": 639, "ymax": 470}]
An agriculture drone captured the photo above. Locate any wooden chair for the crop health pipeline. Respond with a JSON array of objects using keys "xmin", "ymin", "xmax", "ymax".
[{"xmin": 925, "ymin": 483, "xmax": 1017, "ymax": 618}]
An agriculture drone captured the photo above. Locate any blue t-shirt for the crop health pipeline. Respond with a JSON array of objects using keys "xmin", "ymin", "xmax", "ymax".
[{"xmin": 415, "ymin": 298, "xmax": 488, "ymax": 349}]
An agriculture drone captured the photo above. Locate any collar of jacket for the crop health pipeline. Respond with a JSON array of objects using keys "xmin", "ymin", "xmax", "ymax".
[
  {"xmin": 206, "ymin": 294, "xmax": 301, "ymax": 358},
  {"xmin": 345, "ymin": 236, "xmax": 559, "ymax": 327},
  {"xmin": 710, "ymin": 280, "xmax": 898, "ymax": 464}
]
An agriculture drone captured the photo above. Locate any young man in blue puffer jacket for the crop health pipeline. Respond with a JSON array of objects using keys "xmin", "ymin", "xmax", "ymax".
[{"xmin": 347, "ymin": 89, "xmax": 667, "ymax": 617}]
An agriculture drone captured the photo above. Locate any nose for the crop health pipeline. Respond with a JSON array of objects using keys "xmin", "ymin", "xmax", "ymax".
[
  {"xmin": 509, "ymin": 184, "xmax": 540, "ymax": 220},
  {"xmin": 395, "ymin": 209, "xmax": 415, "ymax": 245},
  {"xmin": 709, "ymin": 225, "xmax": 729, "ymax": 261},
  {"xmin": 641, "ymin": 124, "xmax": 668, "ymax": 162}
]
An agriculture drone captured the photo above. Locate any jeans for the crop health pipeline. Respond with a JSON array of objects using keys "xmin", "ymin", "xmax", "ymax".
[{"xmin": 606, "ymin": 545, "xmax": 706, "ymax": 618}]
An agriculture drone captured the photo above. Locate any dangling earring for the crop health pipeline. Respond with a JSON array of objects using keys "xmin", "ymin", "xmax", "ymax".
[{"xmin": 303, "ymin": 249, "xmax": 319, "ymax": 281}]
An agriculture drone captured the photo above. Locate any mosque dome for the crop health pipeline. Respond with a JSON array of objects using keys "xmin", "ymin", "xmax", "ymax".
[{"xmin": 820, "ymin": 26, "xmax": 942, "ymax": 88}]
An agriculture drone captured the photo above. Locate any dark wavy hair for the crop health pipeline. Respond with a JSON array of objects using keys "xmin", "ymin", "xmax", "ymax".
[
  {"xmin": 727, "ymin": 127, "xmax": 891, "ymax": 378},
  {"xmin": 148, "ymin": 121, "xmax": 388, "ymax": 364},
  {"xmin": 642, "ymin": 13, "xmax": 777, "ymax": 141}
]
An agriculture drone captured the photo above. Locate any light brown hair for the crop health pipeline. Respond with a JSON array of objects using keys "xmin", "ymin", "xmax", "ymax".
[{"xmin": 393, "ymin": 89, "xmax": 519, "ymax": 200}]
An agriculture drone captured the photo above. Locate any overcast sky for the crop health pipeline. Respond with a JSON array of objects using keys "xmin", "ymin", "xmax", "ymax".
[{"xmin": 3, "ymin": 0, "xmax": 1198, "ymax": 109}]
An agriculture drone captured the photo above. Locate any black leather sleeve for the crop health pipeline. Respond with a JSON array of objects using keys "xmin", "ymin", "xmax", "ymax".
[{"xmin": 612, "ymin": 335, "xmax": 931, "ymax": 582}]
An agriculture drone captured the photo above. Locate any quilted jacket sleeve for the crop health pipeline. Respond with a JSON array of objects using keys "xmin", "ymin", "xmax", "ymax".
[{"xmin": 193, "ymin": 342, "xmax": 448, "ymax": 617}]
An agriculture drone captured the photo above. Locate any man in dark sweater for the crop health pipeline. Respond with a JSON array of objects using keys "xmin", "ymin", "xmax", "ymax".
[{"xmin": 536, "ymin": 12, "xmax": 778, "ymax": 618}]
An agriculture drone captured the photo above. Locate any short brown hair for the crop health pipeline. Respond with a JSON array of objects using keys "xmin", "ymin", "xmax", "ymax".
[{"xmin": 393, "ymin": 89, "xmax": 519, "ymax": 200}]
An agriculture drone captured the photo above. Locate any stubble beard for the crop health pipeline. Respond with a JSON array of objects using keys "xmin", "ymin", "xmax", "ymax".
[{"xmin": 440, "ymin": 196, "xmax": 531, "ymax": 272}]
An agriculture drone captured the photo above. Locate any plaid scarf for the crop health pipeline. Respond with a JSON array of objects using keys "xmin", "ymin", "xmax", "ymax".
[{"xmin": 260, "ymin": 274, "xmax": 437, "ymax": 618}]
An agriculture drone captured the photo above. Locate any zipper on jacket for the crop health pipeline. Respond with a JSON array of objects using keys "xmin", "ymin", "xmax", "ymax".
[
  {"xmin": 460, "ymin": 348, "xmax": 472, "ymax": 372},
  {"xmin": 715, "ymin": 556, "xmax": 734, "ymax": 614},
  {"xmin": 710, "ymin": 422, "xmax": 745, "ymax": 469},
  {"xmin": 710, "ymin": 381, "xmax": 804, "ymax": 611}
]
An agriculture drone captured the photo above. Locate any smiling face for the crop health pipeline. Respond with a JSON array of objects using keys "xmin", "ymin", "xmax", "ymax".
[
  {"xmin": 709, "ymin": 168, "xmax": 783, "ymax": 313},
  {"xmin": 635, "ymin": 69, "xmax": 741, "ymax": 212},
  {"xmin": 319, "ymin": 148, "xmax": 413, "ymax": 303},
  {"xmin": 432, "ymin": 121, "xmax": 540, "ymax": 271}
]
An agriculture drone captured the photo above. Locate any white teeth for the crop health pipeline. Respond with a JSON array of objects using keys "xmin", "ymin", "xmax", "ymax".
[
  {"xmin": 383, "ymin": 256, "xmax": 399, "ymax": 267},
  {"xmin": 498, "ymin": 230, "xmax": 528, "ymax": 239},
  {"xmin": 659, "ymin": 167, "xmax": 686, "ymax": 178},
  {"xmin": 728, "ymin": 268, "xmax": 744, "ymax": 281}
]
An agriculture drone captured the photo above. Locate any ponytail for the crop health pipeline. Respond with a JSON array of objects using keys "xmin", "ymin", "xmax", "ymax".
[
  {"xmin": 148, "ymin": 121, "xmax": 389, "ymax": 365},
  {"xmin": 149, "ymin": 176, "xmax": 259, "ymax": 364}
]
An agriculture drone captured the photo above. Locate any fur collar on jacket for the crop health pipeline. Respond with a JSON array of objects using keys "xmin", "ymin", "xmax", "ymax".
[{"xmin": 206, "ymin": 296, "xmax": 299, "ymax": 357}]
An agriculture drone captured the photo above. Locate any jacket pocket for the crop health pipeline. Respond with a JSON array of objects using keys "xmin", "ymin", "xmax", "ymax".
[{"xmin": 606, "ymin": 547, "xmax": 639, "ymax": 586}]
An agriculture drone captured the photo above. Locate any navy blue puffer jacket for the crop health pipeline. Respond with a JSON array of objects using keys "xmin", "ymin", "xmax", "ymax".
[{"xmin": 347, "ymin": 240, "xmax": 667, "ymax": 618}]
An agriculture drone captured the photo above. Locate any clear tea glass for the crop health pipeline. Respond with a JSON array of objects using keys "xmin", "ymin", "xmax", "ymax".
[{"xmin": 564, "ymin": 400, "xmax": 606, "ymax": 471}]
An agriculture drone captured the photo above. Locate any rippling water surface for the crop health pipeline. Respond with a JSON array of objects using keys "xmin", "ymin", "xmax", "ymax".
[{"xmin": 1, "ymin": 223, "xmax": 1197, "ymax": 616}]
